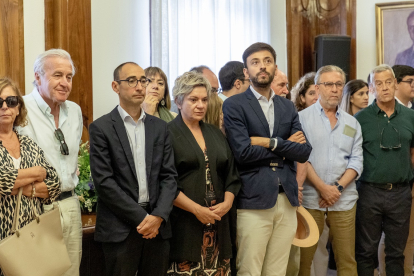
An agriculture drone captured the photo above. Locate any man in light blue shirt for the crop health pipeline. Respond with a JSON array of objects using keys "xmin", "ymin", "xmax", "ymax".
[{"xmin": 298, "ymin": 65, "xmax": 363, "ymax": 276}]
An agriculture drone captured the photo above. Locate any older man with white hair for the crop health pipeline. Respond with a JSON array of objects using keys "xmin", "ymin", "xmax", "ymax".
[{"xmin": 18, "ymin": 49, "xmax": 83, "ymax": 276}]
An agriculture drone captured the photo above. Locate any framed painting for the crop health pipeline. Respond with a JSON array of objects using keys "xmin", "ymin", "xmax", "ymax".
[{"xmin": 376, "ymin": 1, "xmax": 414, "ymax": 66}]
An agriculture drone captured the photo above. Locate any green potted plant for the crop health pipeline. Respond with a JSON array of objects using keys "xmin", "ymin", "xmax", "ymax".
[{"xmin": 75, "ymin": 142, "xmax": 97, "ymax": 213}]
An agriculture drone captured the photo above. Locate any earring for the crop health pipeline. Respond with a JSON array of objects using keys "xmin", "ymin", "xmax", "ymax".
[{"xmin": 160, "ymin": 99, "xmax": 166, "ymax": 106}]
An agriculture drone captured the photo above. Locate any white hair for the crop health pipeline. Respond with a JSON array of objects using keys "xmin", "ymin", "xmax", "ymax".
[
  {"xmin": 369, "ymin": 64, "xmax": 395, "ymax": 86},
  {"xmin": 33, "ymin": 49, "xmax": 76, "ymax": 80}
]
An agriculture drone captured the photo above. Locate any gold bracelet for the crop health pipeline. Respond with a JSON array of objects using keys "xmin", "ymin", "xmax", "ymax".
[{"xmin": 31, "ymin": 183, "xmax": 36, "ymax": 198}]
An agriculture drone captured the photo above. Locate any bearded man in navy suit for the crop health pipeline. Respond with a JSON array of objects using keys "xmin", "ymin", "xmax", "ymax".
[{"xmin": 223, "ymin": 42, "xmax": 312, "ymax": 276}]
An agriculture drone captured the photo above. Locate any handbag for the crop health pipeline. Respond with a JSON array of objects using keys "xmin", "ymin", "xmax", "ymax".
[{"xmin": 0, "ymin": 188, "xmax": 72, "ymax": 276}]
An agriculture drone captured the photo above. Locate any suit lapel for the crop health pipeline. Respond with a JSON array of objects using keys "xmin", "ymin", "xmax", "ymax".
[
  {"xmin": 144, "ymin": 115, "xmax": 154, "ymax": 181},
  {"xmin": 111, "ymin": 108, "xmax": 137, "ymax": 180},
  {"xmin": 245, "ymin": 89, "xmax": 270, "ymax": 137},
  {"xmin": 272, "ymin": 96, "xmax": 283, "ymax": 137},
  {"xmin": 175, "ymin": 114, "xmax": 205, "ymax": 164}
]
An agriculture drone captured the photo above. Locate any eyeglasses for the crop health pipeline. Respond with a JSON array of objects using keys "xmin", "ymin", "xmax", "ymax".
[
  {"xmin": 317, "ymin": 82, "xmax": 344, "ymax": 89},
  {"xmin": 116, "ymin": 77, "xmax": 149, "ymax": 88},
  {"xmin": 0, "ymin": 96, "xmax": 19, "ymax": 108},
  {"xmin": 379, "ymin": 125, "xmax": 401, "ymax": 150},
  {"xmin": 400, "ymin": 79, "xmax": 414, "ymax": 86},
  {"xmin": 54, "ymin": 128, "xmax": 69, "ymax": 155}
]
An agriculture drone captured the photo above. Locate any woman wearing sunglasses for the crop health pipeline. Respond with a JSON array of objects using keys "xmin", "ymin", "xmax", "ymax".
[{"xmin": 0, "ymin": 78, "xmax": 61, "ymax": 275}]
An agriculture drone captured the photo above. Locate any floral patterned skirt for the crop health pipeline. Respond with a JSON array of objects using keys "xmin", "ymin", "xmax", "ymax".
[{"xmin": 167, "ymin": 224, "xmax": 230, "ymax": 276}]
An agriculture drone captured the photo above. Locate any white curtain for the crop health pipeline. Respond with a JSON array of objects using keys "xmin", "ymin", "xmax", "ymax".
[{"xmin": 150, "ymin": 0, "xmax": 270, "ymax": 91}]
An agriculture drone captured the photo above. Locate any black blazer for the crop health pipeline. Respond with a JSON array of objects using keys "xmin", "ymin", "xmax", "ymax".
[
  {"xmin": 223, "ymin": 88, "xmax": 312, "ymax": 209},
  {"xmin": 89, "ymin": 107, "xmax": 177, "ymax": 243},
  {"xmin": 167, "ymin": 114, "xmax": 241, "ymax": 263}
]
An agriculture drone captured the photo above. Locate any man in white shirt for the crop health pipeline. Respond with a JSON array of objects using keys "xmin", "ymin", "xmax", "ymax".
[
  {"xmin": 18, "ymin": 49, "xmax": 83, "ymax": 276},
  {"xmin": 393, "ymin": 65, "xmax": 414, "ymax": 109}
]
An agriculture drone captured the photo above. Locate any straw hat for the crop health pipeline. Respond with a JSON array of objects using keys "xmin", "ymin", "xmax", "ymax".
[{"xmin": 292, "ymin": 206, "xmax": 319, "ymax": 247}]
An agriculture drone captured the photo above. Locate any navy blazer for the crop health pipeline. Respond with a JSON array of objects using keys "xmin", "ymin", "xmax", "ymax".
[
  {"xmin": 89, "ymin": 107, "xmax": 177, "ymax": 243},
  {"xmin": 223, "ymin": 88, "xmax": 312, "ymax": 209}
]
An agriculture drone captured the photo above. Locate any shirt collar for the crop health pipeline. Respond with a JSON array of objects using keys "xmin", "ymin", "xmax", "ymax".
[
  {"xmin": 31, "ymin": 87, "xmax": 68, "ymax": 116},
  {"xmin": 250, "ymin": 85, "xmax": 275, "ymax": 102},
  {"xmin": 117, "ymin": 105, "xmax": 146, "ymax": 123},
  {"xmin": 372, "ymin": 99, "xmax": 401, "ymax": 115},
  {"xmin": 395, "ymin": 96, "xmax": 412, "ymax": 108},
  {"xmin": 315, "ymin": 99, "xmax": 340, "ymax": 117}
]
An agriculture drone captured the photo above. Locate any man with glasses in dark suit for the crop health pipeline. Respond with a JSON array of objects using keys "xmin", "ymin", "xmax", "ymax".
[
  {"xmin": 355, "ymin": 64, "xmax": 414, "ymax": 276},
  {"xmin": 18, "ymin": 49, "xmax": 83, "ymax": 276},
  {"xmin": 395, "ymin": 11, "xmax": 414, "ymax": 68},
  {"xmin": 89, "ymin": 62, "xmax": 177, "ymax": 276}
]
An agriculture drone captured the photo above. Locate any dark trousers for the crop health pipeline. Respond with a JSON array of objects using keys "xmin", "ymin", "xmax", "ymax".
[
  {"xmin": 102, "ymin": 228, "xmax": 170, "ymax": 276},
  {"xmin": 355, "ymin": 183, "xmax": 411, "ymax": 276}
]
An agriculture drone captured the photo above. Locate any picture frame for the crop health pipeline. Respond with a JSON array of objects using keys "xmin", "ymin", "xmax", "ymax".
[{"xmin": 376, "ymin": 1, "xmax": 414, "ymax": 66}]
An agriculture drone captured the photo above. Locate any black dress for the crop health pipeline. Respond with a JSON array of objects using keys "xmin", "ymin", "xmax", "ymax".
[
  {"xmin": 166, "ymin": 115, "xmax": 241, "ymax": 273},
  {"xmin": 167, "ymin": 149, "xmax": 231, "ymax": 275}
]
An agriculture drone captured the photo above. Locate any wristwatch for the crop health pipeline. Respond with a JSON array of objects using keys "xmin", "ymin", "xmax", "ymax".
[
  {"xmin": 269, "ymin": 138, "xmax": 277, "ymax": 151},
  {"xmin": 334, "ymin": 181, "xmax": 344, "ymax": 193}
]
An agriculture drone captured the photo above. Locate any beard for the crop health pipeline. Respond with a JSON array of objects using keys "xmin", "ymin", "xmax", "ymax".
[{"xmin": 250, "ymin": 69, "xmax": 275, "ymax": 88}]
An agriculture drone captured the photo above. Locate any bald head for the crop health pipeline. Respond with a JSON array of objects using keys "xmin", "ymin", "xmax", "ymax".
[
  {"xmin": 271, "ymin": 69, "xmax": 289, "ymax": 97},
  {"xmin": 202, "ymin": 68, "xmax": 219, "ymax": 93}
]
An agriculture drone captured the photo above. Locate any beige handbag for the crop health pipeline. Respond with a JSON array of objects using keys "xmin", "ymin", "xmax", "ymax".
[{"xmin": 0, "ymin": 188, "xmax": 72, "ymax": 276}]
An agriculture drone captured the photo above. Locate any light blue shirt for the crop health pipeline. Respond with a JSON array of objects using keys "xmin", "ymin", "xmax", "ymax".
[
  {"xmin": 299, "ymin": 100, "xmax": 363, "ymax": 211},
  {"xmin": 250, "ymin": 86, "xmax": 276, "ymax": 136},
  {"xmin": 18, "ymin": 88, "xmax": 83, "ymax": 192},
  {"xmin": 117, "ymin": 106, "xmax": 149, "ymax": 203}
]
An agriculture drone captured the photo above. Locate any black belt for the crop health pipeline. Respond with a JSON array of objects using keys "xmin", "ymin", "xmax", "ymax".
[
  {"xmin": 57, "ymin": 190, "xmax": 74, "ymax": 201},
  {"xmin": 364, "ymin": 181, "xmax": 409, "ymax": 190},
  {"xmin": 139, "ymin": 202, "xmax": 151, "ymax": 212},
  {"xmin": 279, "ymin": 185, "xmax": 285, "ymax": 193}
]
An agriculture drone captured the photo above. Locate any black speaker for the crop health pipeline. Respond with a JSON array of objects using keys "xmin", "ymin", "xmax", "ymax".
[{"xmin": 314, "ymin": 35, "xmax": 351, "ymax": 81}]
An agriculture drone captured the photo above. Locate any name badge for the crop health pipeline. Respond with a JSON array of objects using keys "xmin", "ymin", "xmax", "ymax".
[{"xmin": 343, "ymin": 124, "xmax": 356, "ymax": 138}]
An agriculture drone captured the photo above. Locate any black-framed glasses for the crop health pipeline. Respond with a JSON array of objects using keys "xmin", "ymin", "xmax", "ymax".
[
  {"xmin": 379, "ymin": 125, "xmax": 401, "ymax": 150},
  {"xmin": 317, "ymin": 82, "xmax": 344, "ymax": 89},
  {"xmin": 116, "ymin": 77, "xmax": 149, "ymax": 88},
  {"xmin": 400, "ymin": 79, "xmax": 414, "ymax": 86},
  {"xmin": 54, "ymin": 128, "xmax": 69, "ymax": 155},
  {"xmin": 0, "ymin": 96, "xmax": 19, "ymax": 108}
]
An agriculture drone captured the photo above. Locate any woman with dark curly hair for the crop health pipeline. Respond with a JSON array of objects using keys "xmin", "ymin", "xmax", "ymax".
[{"xmin": 291, "ymin": 72, "xmax": 318, "ymax": 111}]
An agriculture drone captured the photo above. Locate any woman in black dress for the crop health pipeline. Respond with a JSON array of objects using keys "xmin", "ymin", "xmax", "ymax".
[{"xmin": 167, "ymin": 72, "xmax": 241, "ymax": 276}]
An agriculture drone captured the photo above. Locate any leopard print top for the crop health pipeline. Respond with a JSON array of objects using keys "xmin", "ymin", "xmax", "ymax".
[{"xmin": 0, "ymin": 132, "xmax": 61, "ymax": 242}]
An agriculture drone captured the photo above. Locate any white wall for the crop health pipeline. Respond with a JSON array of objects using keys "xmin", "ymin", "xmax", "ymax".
[
  {"xmin": 270, "ymin": 0, "xmax": 287, "ymax": 73},
  {"xmin": 91, "ymin": 0, "xmax": 150, "ymax": 119},
  {"xmin": 22, "ymin": 0, "xmax": 398, "ymax": 118},
  {"xmin": 356, "ymin": 0, "xmax": 402, "ymax": 80},
  {"xmin": 23, "ymin": 0, "xmax": 45, "ymax": 93}
]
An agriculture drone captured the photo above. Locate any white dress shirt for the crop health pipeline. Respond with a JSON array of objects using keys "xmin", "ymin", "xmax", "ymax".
[
  {"xmin": 250, "ymin": 85, "xmax": 276, "ymax": 136},
  {"xmin": 395, "ymin": 96, "xmax": 412, "ymax": 108},
  {"xmin": 17, "ymin": 88, "xmax": 82, "ymax": 192},
  {"xmin": 117, "ymin": 106, "xmax": 149, "ymax": 203}
]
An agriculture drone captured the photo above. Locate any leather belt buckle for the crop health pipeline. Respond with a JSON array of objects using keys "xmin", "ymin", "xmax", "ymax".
[{"xmin": 387, "ymin": 183, "xmax": 393, "ymax": 190}]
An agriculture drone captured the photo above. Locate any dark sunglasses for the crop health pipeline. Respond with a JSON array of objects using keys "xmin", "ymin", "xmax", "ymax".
[
  {"xmin": 54, "ymin": 128, "xmax": 69, "ymax": 155},
  {"xmin": 0, "ymin": 96, "xmax": 19, "ymax": 108}
]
